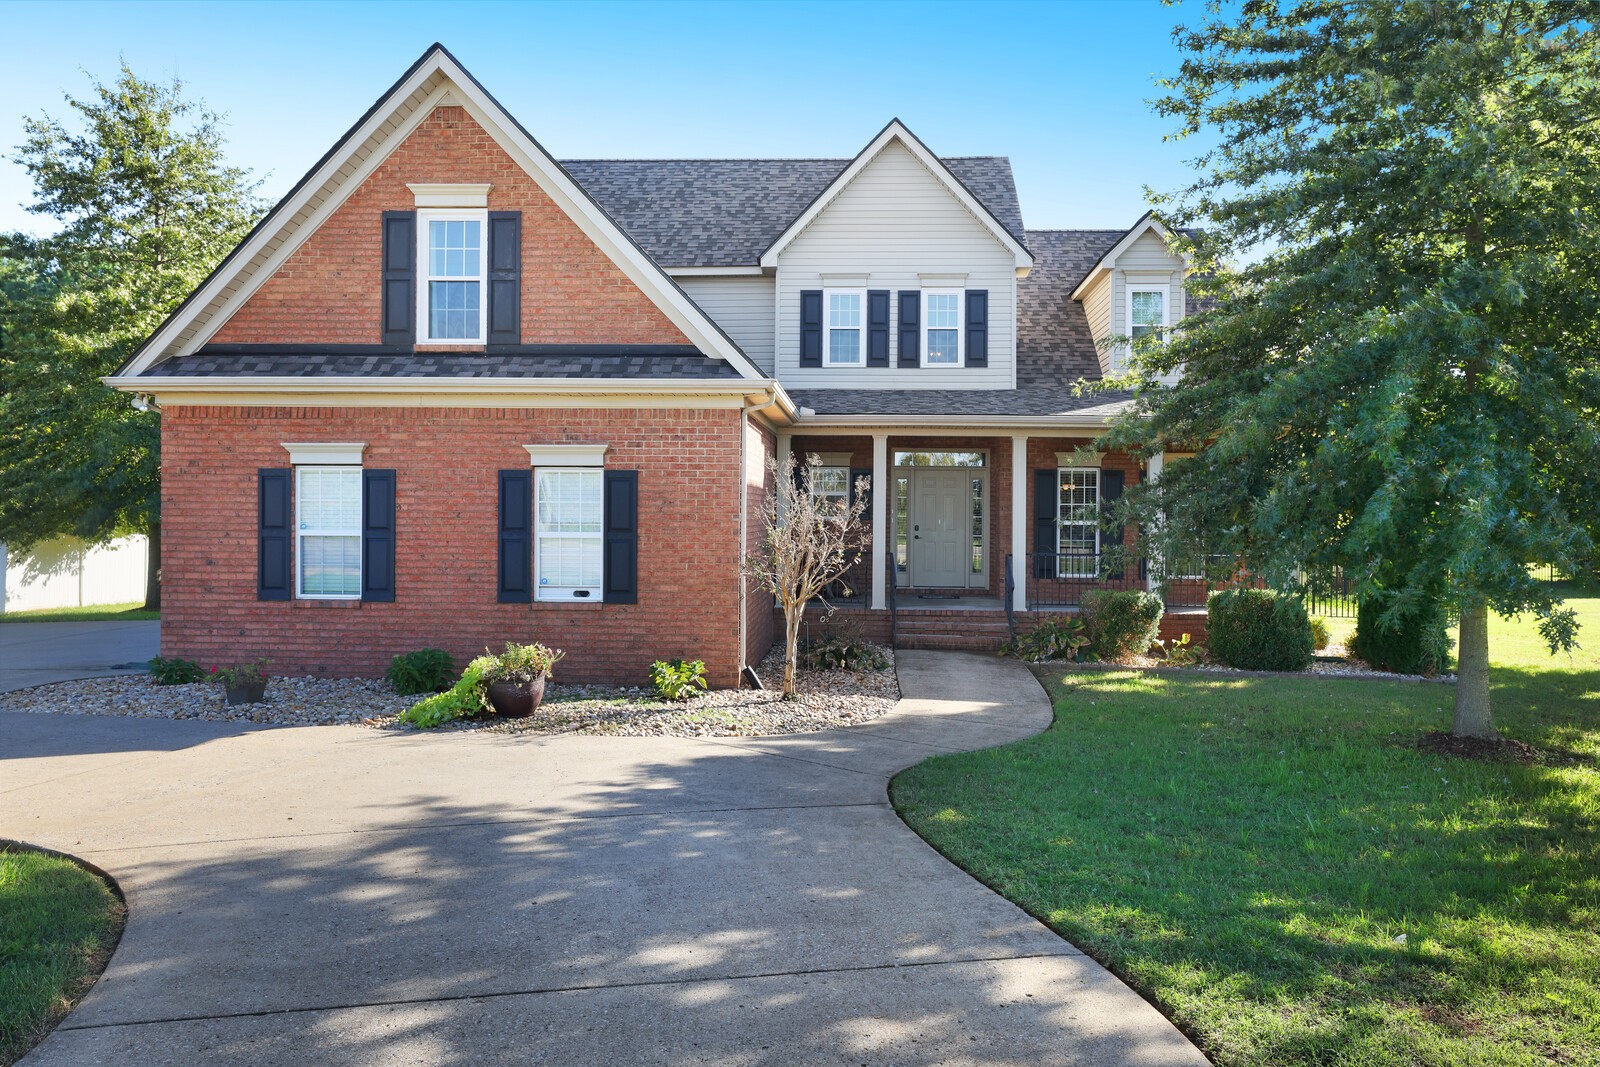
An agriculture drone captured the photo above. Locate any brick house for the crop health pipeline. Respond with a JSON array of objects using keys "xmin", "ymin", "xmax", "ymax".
[{"xmin": 110, "ymin": 45, "xmax": 1200, "ymax": 687}]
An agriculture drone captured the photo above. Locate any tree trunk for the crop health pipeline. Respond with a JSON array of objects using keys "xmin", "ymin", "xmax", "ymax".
[
  {"xmin": 1452, "ymin": 602, "xmax": 1494, "ymax": 738},
  {"xmin": 142, "ymin": 521, "xmax": 161, "ymax": 612},
  {"xmin": 782, "ymin": 605, "xmax": 802, "ymax": 700}
]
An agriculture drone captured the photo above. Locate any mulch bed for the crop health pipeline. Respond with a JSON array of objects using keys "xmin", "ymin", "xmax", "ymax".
[{"xmin": 1416, "ymin": 730, "xmax": 1560, "ymax": 765}]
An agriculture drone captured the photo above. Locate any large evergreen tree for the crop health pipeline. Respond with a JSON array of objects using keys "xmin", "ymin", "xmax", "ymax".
[
  {"xmin": 0, "ymin": 65, "xmax": 262, "ymax": 608},
  {"xmin": 1107, "ymin": 1, "xmax": 1600, "ymax": 737}
]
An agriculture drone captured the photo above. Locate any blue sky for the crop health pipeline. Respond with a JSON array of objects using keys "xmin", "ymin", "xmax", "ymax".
[{"xmin": 0, "ymin": 0, "xmax": 1207, "ymax": 236}]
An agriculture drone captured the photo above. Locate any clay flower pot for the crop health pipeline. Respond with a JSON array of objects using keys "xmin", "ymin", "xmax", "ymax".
[{"xmin": 486, "ymin": 675, "xmax": 547, "ymax": 717}]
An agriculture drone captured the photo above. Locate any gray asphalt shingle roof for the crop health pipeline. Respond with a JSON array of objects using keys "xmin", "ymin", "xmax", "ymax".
[
  {"xmin": 560, "ymin": 157, "xmax": 1026, "ymax": 267},
  {"xmin": 146, "ymin": 348, "xmax": 745, "ymax": 380}
]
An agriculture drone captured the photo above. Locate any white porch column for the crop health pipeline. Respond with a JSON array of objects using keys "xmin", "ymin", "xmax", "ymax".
[
  {"xmin": 870, "ymin": 433, "xmax": 889, "ymax": 610},
  {"xmin": 775, "ymin": 432, "xmax": 792, "ymax": 520},
  {"xmin": 1145, "ymin": 452, "xmax": 1165, "ymax": 592},
  {"xmin": 1010, "ymin": 433, "xmax": 1028, "ymax": 613}
]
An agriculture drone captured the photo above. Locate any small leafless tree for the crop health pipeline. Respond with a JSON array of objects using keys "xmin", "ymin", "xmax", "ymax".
[{"xmin": 744, "ymin": 453, "xmax": 870, "ymax": 699}]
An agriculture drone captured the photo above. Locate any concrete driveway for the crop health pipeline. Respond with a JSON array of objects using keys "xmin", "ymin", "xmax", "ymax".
[
  {"xmin": 0, "ymin": 620, "xmax": 159, "ymax": 693},
  {"xmin": 2, "ymin": 651, "xmax": 1206, "ymax": 1066}
]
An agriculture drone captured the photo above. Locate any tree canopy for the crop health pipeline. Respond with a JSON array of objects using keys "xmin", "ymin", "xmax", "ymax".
[
  {"xmin": 1106, "ymin": 1, "xmax": 1600, "ymax": 736},
  {"xmin": 0, "ymin": 64, "xmax": 262, "ymax": 606}
]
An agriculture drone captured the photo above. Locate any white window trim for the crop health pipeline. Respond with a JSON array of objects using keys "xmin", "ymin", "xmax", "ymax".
[
  {"xmin": 921, "ymin": 288, "xmax": 964, "ymax": 368},
  {"xmin": 808, "ymin": 465, "xmax": 850, "ymax": 514},
  {"xmin": 534, "ymin": 466, "xmax": 605, "ymax": 603},
  {"xmin": 406, "ymin": 182, "xmax": 492, "ymax": 208},
  {"xmin": 1056, "ymin": 467, "xmax": 1101, "ymax": 569},
  {"xmin": 295, "ymin": 465, "xmax": 363, "ymax": 601},
  {"xmin": 822, "ymin": 288, "xmax": 866, "ymax": 367},
  {"xmin": 416, "ymin": 208, "xmax": 489, "ymax": 346},
  {"xmin": 1122, "ymin": 284, "xmax": 1170, "ymax": 370}
]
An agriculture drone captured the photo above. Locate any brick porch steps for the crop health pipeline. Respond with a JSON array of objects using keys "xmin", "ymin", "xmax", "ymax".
[{"xmin": 894, "ymin": 610, "xmax": 1013, "ymax": 652}]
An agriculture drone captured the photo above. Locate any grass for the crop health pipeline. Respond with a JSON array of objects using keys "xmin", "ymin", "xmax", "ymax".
[
  {"xmin": 0, "ymin": 848, "xmax": 125, "ymax": 1065},
  {"xmin": 0, "ymin": 602, "xmax": 157, "ymax": 623},
  {"xmin": 893, "ymin": 594, "xmax": 1600, "ymax": 1067}
]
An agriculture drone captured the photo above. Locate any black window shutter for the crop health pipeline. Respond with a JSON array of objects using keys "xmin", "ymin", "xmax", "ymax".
[
  {"xmin": 799, "ymin": 290, "xmax": 823, "ymax": 367},
  {"xmin": 849, "ymin": 467, "xmax": 873, "ymax": 517},
  {"xmin": 1100, "ymin": 468, "xmax": 1126, "ymax": 580},
  {"xmin": 361, "ymin": 469, "xmax": 396, "ymax": 603},
  {"xmin": 1032, "ymin": 470, "xmax": 1058, "ymax": 580},
  {"xmin": 498, "ymin": 470, "xmax": 533, "ymax": 603},
  {"xmin": 965, "ymin": 289, "xmax": 988, "ymax": 368},
  {"xmin": 897, "ymin": 291, "xmax": 920, "ymax": 367},
  {"xmin": 258, "ymin": 469, "xmax": 292, "ymax": 601},
  {"xmin": 487, "ymin": 211, "xmax": 521, "ymax": 346},
  {"xmin": 381, "ymin": 211, "xmax": 415, "ymax": 346},
  {"xmin": 866, "ymin": 290, "xmax": 890, "ymax": 367},
  {"xmin": 603, "ymin": 470, "xmax": 638, "ymax": 604}
]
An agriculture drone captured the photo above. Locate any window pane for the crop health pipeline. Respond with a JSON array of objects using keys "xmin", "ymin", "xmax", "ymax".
[
  {"xmin": 538, "ymin": 535, "xmax": 603, "ymax": 588},
  {"xmin": 536, "ymin": 469, "xmax": 603, "ymax": 534},
  {"xmin": 828, "ymin": 293, "xmax": 860, "ymax": 327},
  {"xmin": 1057, "ymin": 469, "xmax": 1100, "ymax": 561},
  {"xmin": 926, "ymin": 293, "xmax": 960, "ymax": 328},
  {"xmin": 428, "ymin": 219, "xmax": 481, "ymax": 279},
  {"xmin": 893, "ymin": 451, "xmax": 985, "ymax": 468},
  {"xmin": 810, "ymin": 467, "xmax": 849, "ymax": 497},
  {"xmin": 298, "ymin": 468, "xmax": 361, "ymax": 530},
  {"xmin": 1132, "ymin": 291, "xmax": 1163, "ymax": 327},
  {"xmin": 301, "ymin": 535, "xmax": 361, "ymax": 596},
  {"xmin": 926, "ymin": 328, "xmax": 959, "ymax": 364},
  {"xmin": 972, "ymin": 476, "xmax": 984, "ymax": 573},
  {"xmin": 828, "ymin": 329, "xmax": 861, "ymax": 363},
  {"xmin": 429, "ymin": 281, "xmax": 480, "ymax": 339}
]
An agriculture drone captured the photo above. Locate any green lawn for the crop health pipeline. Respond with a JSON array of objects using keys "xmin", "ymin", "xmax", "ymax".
[
  {"xmin": 0, "ymin": 602, "xmax": 157, "ymax": 623},
  {"xmin": 893, "ymin": 595, "xmax": 1600, "ymax": 1067},
  {"xmin": 0, "ymin": 849, "xmax": 125, "ymax": 1065}
]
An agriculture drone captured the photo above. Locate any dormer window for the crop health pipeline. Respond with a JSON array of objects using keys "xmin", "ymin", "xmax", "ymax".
[
  {"xmin": 825, "ymin": 290, "xmax": 865, "ymax": 366},
  {"xmin": 923, "ymin": 289, "xmax": 963, "ymax": 366},
  {"xmin": 418, "ymin": 210, "xmax": 487, "ymax": 343},
  {"xmin": 1130, "ymin": 287, "xmax": 1167, "ymax": 345}
]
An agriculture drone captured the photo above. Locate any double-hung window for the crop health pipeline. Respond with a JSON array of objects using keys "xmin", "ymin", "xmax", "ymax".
[
  {"xmin": 923, "ymin": 289, "xmax": 962, "ymax": 366},
  {"xmin": 808, "ymin": 465, "xmax": 850, "ymax": 515},
  {"xmin": 1056, "ymin": 468, "xmax": 1100, "ymax": 577},
  {"xmin": 535, "ymin": 467, "xmax": 604, "ymax": 601},
  {"xmin": 297, "ymin": 466, "xmax": 363, "ymax": 598},
  {"xmin": 825, "ymin": 290, "xmax": 864, "ymax": 366},
  {"xmin": 1126, "ymin": 287, "xmax": 1167, "ymax": 369},
  {"xmin": 418, "ymin": 210, "xmax": 487, "ymax": 343}
]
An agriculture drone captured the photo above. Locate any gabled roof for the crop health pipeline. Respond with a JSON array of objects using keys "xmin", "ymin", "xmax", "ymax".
[
  {"xmin": 560, "ymin": 156, "xmax": 1025, "ymax": 268},
  {"xmin": 754, "ymin": 120, "xmax": 1034, "ymax": 271},
  {"xmin": 1067, "ymin": 210, "xmax": 1191, "ymax": 300},
  {"xmin": 116, "ymin": 44, "xmax": 765, "ymax": 381}
]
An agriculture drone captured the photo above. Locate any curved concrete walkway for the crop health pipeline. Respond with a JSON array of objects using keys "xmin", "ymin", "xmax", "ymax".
[{"xmin": 2, "ymin": 651, "xmax": 1206, "ymax": 1066}]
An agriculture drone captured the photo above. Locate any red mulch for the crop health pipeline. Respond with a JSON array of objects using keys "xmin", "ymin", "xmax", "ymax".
[{"xmin": 1416, "ymin": 731, "xmax": 1549, "ymax": 765}]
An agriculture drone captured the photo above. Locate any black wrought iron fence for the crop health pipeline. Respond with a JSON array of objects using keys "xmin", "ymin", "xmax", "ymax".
[{"xmin": 1017, "ymin": 551, "xmax": 1255, "ymax": 611}]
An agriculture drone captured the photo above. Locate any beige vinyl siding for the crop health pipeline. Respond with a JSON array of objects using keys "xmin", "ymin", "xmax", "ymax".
[
  {"xmin": 1080, "ymin": 272, "xmax": 1113, "ymax": 374},
  {"xmin": 1108, "ymin": 229, "xmax": 1186, "ymax": 383},
  {"xmin": 774, "ymin": 140, "xmax": 1016, "ymax": 390},
  {"xmin": 679, "ymin": 275, "xmax": 776, "ymax": 373}
]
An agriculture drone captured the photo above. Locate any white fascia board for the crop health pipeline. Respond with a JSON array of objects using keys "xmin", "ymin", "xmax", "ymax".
[
  {"xmin": 757, "ymin": 120, "xmax": 1034, "ymax": 271},
  {"xmin": 120, "ymin": 66, "xmax": 449, "ymax": 377},
  {"xmin": 1069, "ymin": 214, "xmax": 1190, "ymax": 301}
]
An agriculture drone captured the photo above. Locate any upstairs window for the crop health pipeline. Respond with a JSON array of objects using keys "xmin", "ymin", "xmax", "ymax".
[
  {"xmin": 419, "ymin": 211, "xmax": 487, "ymax": 343},
  {"xmin": 923, "ymin": 290, "xmax": 962, "ymax": 366},
  {"xmin": 1130, "ymin": 288, "xmax": 1167, "ymax": 345},
  {"xmin": 825, "ymin": 290, "xmax": 864, "ymax": 366}
]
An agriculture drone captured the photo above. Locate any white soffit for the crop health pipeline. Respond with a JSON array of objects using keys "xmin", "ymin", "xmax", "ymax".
[{"xmin": 283, "ymin": 442, "xmax": 366, "ymax": 464}]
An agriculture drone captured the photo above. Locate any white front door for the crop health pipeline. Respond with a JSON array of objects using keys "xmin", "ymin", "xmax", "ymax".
[{"xmin": 910, "ymin": 469, "xmax": 969, "ymax": 588}]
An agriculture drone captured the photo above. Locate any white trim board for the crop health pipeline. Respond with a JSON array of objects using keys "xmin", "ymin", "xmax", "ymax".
[{"xmin": 119, "ymin": 45, "xmax": 766, "ymax": 383}]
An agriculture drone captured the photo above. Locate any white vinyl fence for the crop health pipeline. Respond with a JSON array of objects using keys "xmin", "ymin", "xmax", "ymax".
[{"xmin": 0, "ymin": 535, "xmax": 149, "ymax": 613}]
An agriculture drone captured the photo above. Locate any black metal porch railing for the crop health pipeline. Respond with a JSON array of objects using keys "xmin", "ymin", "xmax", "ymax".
[{"xmin": 1013, "ymin": 552, "xmax": 1363, "ymax": 618}]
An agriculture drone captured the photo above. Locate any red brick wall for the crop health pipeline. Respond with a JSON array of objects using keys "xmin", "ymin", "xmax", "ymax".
[
  {"xmin": 160, "ymin": 404, "xmax": 750, "ymax": 686},
  {"xmin": 210, "ymin": 106, "xmax": 689, "ymax": 348}
]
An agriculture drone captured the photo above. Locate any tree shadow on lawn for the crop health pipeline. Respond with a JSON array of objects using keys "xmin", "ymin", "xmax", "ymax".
[{"xmin": 29, "ymin": 743, "xmax": 1193, "ymax": 1067}]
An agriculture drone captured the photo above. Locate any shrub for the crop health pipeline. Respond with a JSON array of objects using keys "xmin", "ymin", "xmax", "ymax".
[
  {"xmin": 480, "ymin": 642, "xmax": 565, "ymax": 685},
  {"xmin": 401, "ymin": 655, "xmax": 495, "ymax": 729},
  {"xmin": 649, "ymin": 658, "xmax": 709, "ymax": 701},
  {"xmin": 1309, "ymin": 616, "xmax": 1332, "ymax": 652},
  {"xmin": 1207, "ymin": 589, "xmax": 1313, "ymax": 671},
  {"xmin": 148, "ymin": 656, "xmax": 205, "ymax": 685},
  {"xmin": 210, "ymin": 660, "xmax": 269, "ymax": 687},
  {"xmin": 1351, "ymin": 592, "xmax": 1451, "ymax": 675},
  {"xmin": 801, "ymin": 618, "xmax": 889, "ymax": 671},
  {"xmin": 386, "ymin": 648, "xmax": 455, "ymax": 695},
  {"xmin": 1080, "ymin": 589, "xmax": 1164, "ymax": 663},
  {"xmin": 1001, "ymin": 615, "xmax": 1090, "ymax": 663}
]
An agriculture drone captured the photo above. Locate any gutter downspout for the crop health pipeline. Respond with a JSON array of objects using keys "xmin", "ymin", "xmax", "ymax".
[{"xmin": 738, "ymin": 387, "xmax": 786, "ymax": 686}]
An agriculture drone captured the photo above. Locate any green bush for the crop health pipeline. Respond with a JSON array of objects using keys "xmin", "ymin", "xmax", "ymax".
[
  {"xmin": 1207, "ymin": 588, "xmax": 1314, "ymax": 671},
  {"xmin": 1351, "ymin": 592, "xmax": 1451, "ymax": 675},
  {"xmin": 801, "ymin": 618, "xmax": 889, "ymax": 671},
  {"xmin": 479, "ymin": 641, "xmax": 564, "ymax": 684},
  {"xmin": 386, "ymin": 648, "xmax": 455, "ymax": 694},
  {"xmin": 1080, "ymin": 589, "xmax": 1164, "ymax": 663},
  {"xmin": 649, "ymin": 658, "xmax": 709, "ymax": 701},
  {"xmin": 1309, "ymin": 616, "xmax": 1332, "ymax": 652},
  {"xmin": 148, "ymin": 656, "xmax": 205, "ymax": 685},
  {"xmin": 1002, "ymin": 615, "xmax": 1090, "ymax": 663},
  {"xmin": 400, "ymin": 655, "xmax": 495, "ymax": 729}
]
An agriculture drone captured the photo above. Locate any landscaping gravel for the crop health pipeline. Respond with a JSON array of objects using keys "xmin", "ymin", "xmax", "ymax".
[{"xmin": 0, "ymin": 645, "xmax": 902, "ymax": 737}]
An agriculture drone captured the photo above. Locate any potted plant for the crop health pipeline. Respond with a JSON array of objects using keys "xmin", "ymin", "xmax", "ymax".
[
  {"xmin": 481, "ymin": 642, "xmax": 565, "ymax": 717},
  {"xmin": 211, "ymin": 660, "xmax": 270, "ymax": 705}
]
